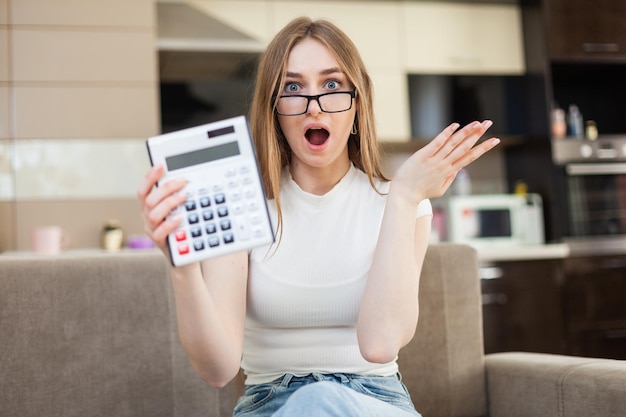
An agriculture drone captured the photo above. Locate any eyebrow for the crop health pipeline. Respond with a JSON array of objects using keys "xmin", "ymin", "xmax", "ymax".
[{"xmin": 285, "ymin": 67, "xmax": 344, "ymax": 78}]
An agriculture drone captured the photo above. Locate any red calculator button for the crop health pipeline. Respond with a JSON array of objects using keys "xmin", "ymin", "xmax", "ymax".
[
  {"xmin": 175, "ymin": 230, "xmax": 187, "ymax": 242},
  {"xmin": 178, "ymin": 243, "xmax": 190, "ymax": 255}
]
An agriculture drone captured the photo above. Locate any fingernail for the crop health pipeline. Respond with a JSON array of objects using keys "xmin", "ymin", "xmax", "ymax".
[{"xmin": 483, "ymin": 120, "xmax": 493, "ymax": 129}]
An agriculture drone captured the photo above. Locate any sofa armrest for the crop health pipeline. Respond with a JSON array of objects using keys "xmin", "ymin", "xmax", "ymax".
[
  {"xmin": 399, "ymin": 243, "xmax": 487, "ymax": 417},
  {"xmin": 485, "ymin": 352, "xmax": 626, "ymax": 417}
]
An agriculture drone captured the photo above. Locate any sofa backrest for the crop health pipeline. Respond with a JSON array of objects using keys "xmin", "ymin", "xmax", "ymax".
[
  {"xmin": 0, "ymin": 243, "xmax": 485, "ymax": 417},
  {"xmin": 0, "ymin": 251, "xmax": 240, "ymax": 417}
]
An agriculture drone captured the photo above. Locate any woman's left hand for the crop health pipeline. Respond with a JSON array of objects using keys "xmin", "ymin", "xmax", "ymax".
[{"xmin": 390, "ymin": 120, "xmax": 499, "ymax": 205}]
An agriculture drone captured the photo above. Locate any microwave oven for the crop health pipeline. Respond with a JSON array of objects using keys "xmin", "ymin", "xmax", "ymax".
[{"xmin": 447, "ymin": 194, "xmax": 545, "ymax": 248}]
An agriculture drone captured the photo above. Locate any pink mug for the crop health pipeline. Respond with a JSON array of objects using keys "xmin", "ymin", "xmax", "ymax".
[{"xmin": 31, "ymin": 226, "xmax": 70, "ymax": 254}]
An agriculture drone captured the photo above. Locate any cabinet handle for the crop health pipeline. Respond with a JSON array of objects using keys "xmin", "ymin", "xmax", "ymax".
[
  {"xmin": 582, "ymin": 43, "xmax": 620, "ymax": 54},
  {"xmin": 480, "ymin": 266, "xmax": 504, "ymax": 280},
  {"xmin": 599, "ymin": 258, "xmax": 626, "ymax": 269},
  {"xmin": 482, "ymin": 293, "xmax": 508, "ymax": 305},
  {"xmin": 605, "ymin": 329, "xmax": 626, "ymax": 340}
]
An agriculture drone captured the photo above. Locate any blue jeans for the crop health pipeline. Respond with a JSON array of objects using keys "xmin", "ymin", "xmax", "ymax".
[{"xmin": 232, "ymin": 373, "xmax": 421, "ymax": 417}]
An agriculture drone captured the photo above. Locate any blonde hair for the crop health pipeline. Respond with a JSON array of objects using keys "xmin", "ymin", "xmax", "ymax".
[{"xmin": 249, "ymin": 17, "xmax": 388, "ymax": 237}]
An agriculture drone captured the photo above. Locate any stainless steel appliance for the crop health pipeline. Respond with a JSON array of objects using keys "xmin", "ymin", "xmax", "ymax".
[{"xmin": 552, "ymin": 137, "xmax": 626, "ymax": 255}]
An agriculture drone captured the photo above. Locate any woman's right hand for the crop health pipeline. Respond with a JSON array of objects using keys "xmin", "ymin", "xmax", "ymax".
[{"xmin": 137, "ymin": 164, "xmax": 188, "ymax": 255}]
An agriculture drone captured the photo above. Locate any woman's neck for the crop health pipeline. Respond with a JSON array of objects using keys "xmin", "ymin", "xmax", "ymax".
[{"xmin": 289, "ymin": 159, "xmax": 351, "ymax": 196}]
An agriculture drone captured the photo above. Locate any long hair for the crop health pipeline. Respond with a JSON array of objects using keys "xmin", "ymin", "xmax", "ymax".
[{"xmin": 249, "ymin": 17, "xmax": 389, "ymax": 238}]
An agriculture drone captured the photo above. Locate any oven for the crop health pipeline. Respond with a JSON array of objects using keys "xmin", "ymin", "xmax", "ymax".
[{"xmin": 552, "ymin": 137, "xmax": 626, "ymax": 256}]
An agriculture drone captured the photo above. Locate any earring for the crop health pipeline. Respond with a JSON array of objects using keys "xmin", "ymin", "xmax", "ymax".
[{"xmin": 351, "ymin": 123, "xmax": 357, "ymax": 135}]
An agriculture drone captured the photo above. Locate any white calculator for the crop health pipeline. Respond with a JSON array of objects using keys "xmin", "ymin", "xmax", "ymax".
[{"xmin": 146, "ymin": 116, "xmax": 274, "ymax": 266}]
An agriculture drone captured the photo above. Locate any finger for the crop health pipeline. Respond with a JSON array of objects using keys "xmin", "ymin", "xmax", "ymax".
[
  {"xmin": 453, "ymin": 136, "xmax": 500, "ymax": 169},
  {"xmin": 146, "ymin": 191, "xmax": 187, "ymax": 230},
  {"xmin": 144, "ymin": 177, "xmax": 188, "ymax": 213},
  {"xmin": 426, "ymin": 122, "xmax": 460, "ymax": 157},
  {"xmin": 445, "ymin": 120, "xmax": 492, "ymax": 158},
  {"xmin": 150, "ymin": 215, "xmax": 183, "ymax": 244},
  {"xmin": 137, "ymin": 164, "xmax": 164, "ymax": 204}
]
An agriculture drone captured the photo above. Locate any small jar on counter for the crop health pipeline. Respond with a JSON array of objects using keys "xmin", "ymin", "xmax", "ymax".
[{"xmin": 101, "ymin": 220, "xmax": 124, "ymax": 252}]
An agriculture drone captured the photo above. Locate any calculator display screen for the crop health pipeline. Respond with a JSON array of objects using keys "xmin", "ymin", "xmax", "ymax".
[{"xmin": 166, "ymin": 141, "xmax": 240, "ymax": 171}]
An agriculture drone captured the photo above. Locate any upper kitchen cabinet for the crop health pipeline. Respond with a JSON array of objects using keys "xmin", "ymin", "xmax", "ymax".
[
  {"xmin": 543, "ymin": 0, "xmax": 626, "ymax": 61},
  {"xmin": 402, "ymin": 2, "xmax": 525, "ymax": 74}
]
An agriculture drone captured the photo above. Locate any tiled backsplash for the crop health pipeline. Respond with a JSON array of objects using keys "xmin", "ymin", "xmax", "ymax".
[
  {"xmin": 2, "ymin": 137, "xmax": 149, "ymax": 201},
  {"xmin": 0, "ymin": 139, "xmax": 14, "ymax": 199}
]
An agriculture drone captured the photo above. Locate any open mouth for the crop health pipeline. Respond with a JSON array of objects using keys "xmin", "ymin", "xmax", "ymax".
[{"xmin": 305, "ymin": 128, "xmax": 330, "ymax": 146}]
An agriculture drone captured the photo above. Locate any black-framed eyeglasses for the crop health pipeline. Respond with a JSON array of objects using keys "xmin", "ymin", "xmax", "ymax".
[{"xmin": 274, "ymin": 90, "xmax": 357, "ymax": 116}]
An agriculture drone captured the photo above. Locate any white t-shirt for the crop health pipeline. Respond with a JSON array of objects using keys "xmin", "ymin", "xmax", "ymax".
[{"xmin": 243, "ymin": 164, "xmax": 432, "ymax": 385}]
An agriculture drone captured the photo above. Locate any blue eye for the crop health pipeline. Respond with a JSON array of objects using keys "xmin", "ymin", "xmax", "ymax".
[
  {"xmin": 325, "ymin": 80, "xmax": 339, "ymax": 90},
  {"xmin": 286, "ymin": 83, "xmax": 300, "ymax": 93}
]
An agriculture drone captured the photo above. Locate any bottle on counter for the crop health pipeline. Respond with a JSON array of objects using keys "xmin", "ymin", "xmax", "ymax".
[
  {"xmin": 551, "ymin": 107, "xmax": 566, "ymax": 139},
  {"xmin": 586, "ymin": 120, "xmax": 598, "ymax": 141},
  {"xmin": 567, "ymin": 104, "xmax": 584, "ymax": 139}
]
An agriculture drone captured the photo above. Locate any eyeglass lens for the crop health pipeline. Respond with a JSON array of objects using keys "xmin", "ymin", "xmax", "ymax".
[{"xmin": 277, "ymin": 92, "xmax": 353, "ymax": 115}]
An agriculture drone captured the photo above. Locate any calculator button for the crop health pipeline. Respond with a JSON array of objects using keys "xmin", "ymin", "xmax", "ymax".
[
  {"xmin": 217, "ymin": 206, "xmax": 229, "ymax": 217},
  {"xmin": 175, "ymin": 230, "xmax": 187, "ymax": 242},
  {"xmin": 178, "ymin": 243, "xmax": 190, "ymax": 255},
  {"xmin": 220, "ymin": 219, "xmax": 231, "ymax": 231},
  {"xmin": 208, "ymin": 236, "xmax": 220, "ymax": 247},
  {"xmin": 200, "ymin": 197, "xmax": 211, "ymax": 207},
  {"xmin": 242, "ymin": 176, "xmax": 254, "ymax": 185},
  {"xmin": 193, "ymin": 240, "xmax": 205, "ymax": 251},
  {"xmin": 244, "ymin": 188, "xmax": 256, "ymax": 198},
  {"xmin": 247, "ymin": 201, "xmax": 259, "ymax": 212},
  {"xmin": 198, "ymin": 187, "xmax": 210, "ymax": 195},
  {"xmin": 240, "ymin": 165, "xmax": 251, "ymax": 174},
  {"xmin": 184, "ymin": 200, "xmax": 196, "ymax": 211},
  {"xmin": 205, "ymin": 223, "xmax": 217, "ymax": 234},
  {"xmin": 190, "ymin": 226, "xmax": 202, "ymax": 238},
  {"xmin": 252, "ymin": 227, "xmax": 266, "ymax": 238},
  {"xmin": 227, "ymin": 179, "xmax": 239, "ymax": 188},
  {"xmin": 212, "ymin": 184, "xmax": 223, "ymax": 193},
  {"xmin": 215, "ymin": 193, "xmax": 226, "ymax": 204},
  {"xmin": 202, "ymin": 209, "xmax": 214, "ymax": 221},
  {"xmin": 235, "ymin": 218, "xmax": 250, "ymax": 241},
  {"xmin": 249, "ymin": 213, "xmax": 263, "ymax": 225},
  {"xmin": 226, "ymin": 168, "xmax": 237, "ymax": 177},
  {"xmin": 223, "ymin": 233, "xmax": 235, "ymax": 244},
  {"xmin": 230, "ymin": 190, "xmax": 242, "ymax": 201},
  {"xmin": 188, "ymin": 213, "xmax": 200, "ymax": 224},
  {"xmin": 232, "ymin": 202, "xmax": 245, "ymax": 215}
]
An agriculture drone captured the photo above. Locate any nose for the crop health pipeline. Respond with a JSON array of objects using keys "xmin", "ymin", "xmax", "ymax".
[{"xmin": 306, "ymin": 96, "xmax": 322, "ymax": 115}]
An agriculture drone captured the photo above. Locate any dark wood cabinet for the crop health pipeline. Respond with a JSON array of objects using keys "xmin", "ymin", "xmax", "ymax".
[
  {"xmin": 544, "ymin": 0, "xmax": 626, "ymax": 61},
  {"xmin": 481, "ymin": 255, "xmax": 626, "ymax": 359},
  {"xmin": 563, "ymin": 256, "xmax": 626, "ymax": 359},
  {"xmin": 480, "ymin": 259, "xmax": 567, "ymax": 355}
]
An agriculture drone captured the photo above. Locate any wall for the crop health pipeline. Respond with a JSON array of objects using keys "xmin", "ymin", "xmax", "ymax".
[
  {"xmin": 0, "ymin": 0, "xmax": 518, "ymax": 252},
  {"xmin": 0, "ymin": 0, "xmax": 159, "ymax": 251}
]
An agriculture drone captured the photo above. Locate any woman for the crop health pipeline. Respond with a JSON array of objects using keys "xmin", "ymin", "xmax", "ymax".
[{"xmin": 138, "ymin": 17, "xmax": 499, "ymax": 417}]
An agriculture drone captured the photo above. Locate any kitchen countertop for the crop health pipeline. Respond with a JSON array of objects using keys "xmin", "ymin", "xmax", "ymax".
[
  {"xmin": 473, "ymin": 243, "xmax": 570, "ymax": 262},
  {"xmin": 3, "ymin": 244, "xmax": 572, "ymax": 263}
]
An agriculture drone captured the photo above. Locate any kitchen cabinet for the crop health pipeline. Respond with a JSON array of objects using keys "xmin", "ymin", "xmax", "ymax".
[
  {"xmin": 402, "ymin": 2, "xmax": 525, "ymax": 74},
  {"xmin": 543, "ymin": 0, "xmax": 626, "ymax": 61},
  {"xmin": 480, "ymin": 259, "xmax": 567, "ymax": 354},
  {"xmin": 563, "ymin": 255, "xmax": 626, "ymax": 360}
]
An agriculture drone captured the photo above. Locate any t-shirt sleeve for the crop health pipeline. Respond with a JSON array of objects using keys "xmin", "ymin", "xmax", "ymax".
[{"xmin": 416, "ymin": 198, "xmax": 433, "ymax": 218}]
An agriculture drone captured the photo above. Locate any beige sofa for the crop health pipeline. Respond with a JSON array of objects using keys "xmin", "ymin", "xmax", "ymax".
[{"xmin": 1, "ymin": 244, "xmax": 625, "ymax": 417}]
